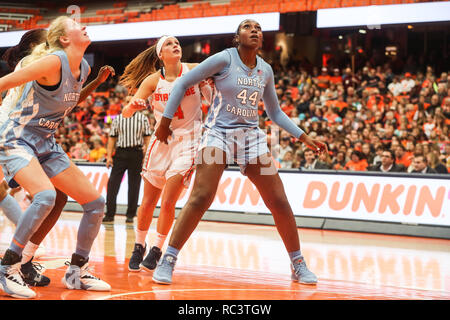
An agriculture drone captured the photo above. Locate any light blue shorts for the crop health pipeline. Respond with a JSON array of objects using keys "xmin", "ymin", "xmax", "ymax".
[
  {"xmin": 0, "ymin": 135, "xmax": 71, "ymax": 188},
  {"xmin": 198, "ymin": 126, "xmax": 270, "ymax": 175}
]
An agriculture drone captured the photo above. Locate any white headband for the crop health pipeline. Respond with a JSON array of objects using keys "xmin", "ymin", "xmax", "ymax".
[{"xmin": 156, "ymin": 35, "xmax": 175, "ymax": 57}]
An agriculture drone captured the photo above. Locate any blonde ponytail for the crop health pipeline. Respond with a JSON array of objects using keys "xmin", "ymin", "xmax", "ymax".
[
  {"xmin": 22, "ymin": 16, "xmax": 68, "ymax": 68},
  {"xmin": 12, "ymin": 16, "xmax": 69, "ymax": 107},
  {"xmin": 119, "ymin": 44, "xmax": 160, "ymax": 92}
]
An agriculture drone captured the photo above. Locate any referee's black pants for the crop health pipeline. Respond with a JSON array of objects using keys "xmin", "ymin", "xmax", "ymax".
[{"xmin": 105, "ymin": 147, "xmax": 143, "ymax": 219}]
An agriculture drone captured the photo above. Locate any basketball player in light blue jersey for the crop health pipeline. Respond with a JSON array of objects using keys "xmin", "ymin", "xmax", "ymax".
[
  {"xmin": 0, "ymin": 28, "xmax": 115, "ymax": 290},
  {"xmin": 152, "ymin": 19, "xmax": 327, "ymax": 285},
  {"xmin": 0, "ymin": 16, "xmax": 111, "ymax": 299}
]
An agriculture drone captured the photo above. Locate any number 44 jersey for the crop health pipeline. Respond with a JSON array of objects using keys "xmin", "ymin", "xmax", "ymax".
[{"xmin": 204, "ymin": 47, "xmax": 270, "ymax": 130}]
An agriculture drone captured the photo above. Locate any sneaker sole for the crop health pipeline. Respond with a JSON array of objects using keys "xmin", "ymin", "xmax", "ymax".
[
  {"xmin": 24, "ymin": 279, "xmax": 50, "ymax": 287},
  {"xmin": 0, "ymin": 283, "xmax": 36, "ymax": 299},
  {"xmin": 291, "ymin": 278, "xmax": 318, "ymax": 285},
  {"xmin": 140, "ymin": 263, "xmax": 157, "ymax": 273},
  {"xmin": 152, "ymin": 276, "xmax": 171, "ymax": 285},
  {"xmin": 128, "ymin": 266, "xmax": 142, "ymax": 272},
  {"xmin": 61, "ymin": 277, "xmax": 111, "ymax": 291}
]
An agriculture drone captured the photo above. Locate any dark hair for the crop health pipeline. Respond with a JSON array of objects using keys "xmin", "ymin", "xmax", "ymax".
[
  {"xmin": 233, "ymin": 19, "xmax": 260, "ymax": 47},
  {"xmin": 2, "ymin": 29, "xmax": 47, "ymax": 70},
  {"xmin": 351, "ymin": 150, "xmax": 364, "ymax": 160},
  {"xmin": 414, "ymin": 153, "xmax": 427, "ymax": 163},
  {"xmin": 383, "ymin": 149, "xmax": 396, "ymax": 160}
]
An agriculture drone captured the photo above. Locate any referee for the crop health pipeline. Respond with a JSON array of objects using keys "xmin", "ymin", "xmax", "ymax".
[{"xmin": 103, "ymin": 109, "xmax": 151, "ymax": 224}]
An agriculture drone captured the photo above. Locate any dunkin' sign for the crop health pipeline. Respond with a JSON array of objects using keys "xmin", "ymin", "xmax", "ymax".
[{"xmin": 76, "ymin": 164, "xmax": 450, "ymax": 227}]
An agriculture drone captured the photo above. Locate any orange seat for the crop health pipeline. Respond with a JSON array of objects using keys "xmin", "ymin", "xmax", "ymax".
[
  {"xmin": 253, "ymin": 3, "xmax": 280, "ymax": 13},
  {"xmin": 280, "ymin": 1, "xmax": 308, "ymax": 13}
]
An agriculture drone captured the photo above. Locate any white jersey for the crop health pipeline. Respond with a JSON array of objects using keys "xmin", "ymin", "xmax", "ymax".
[{"xmin": 151, "ymin": 63, "xmax": 202, "ymax": 136}]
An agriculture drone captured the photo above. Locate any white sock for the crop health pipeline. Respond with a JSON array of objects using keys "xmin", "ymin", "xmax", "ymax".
[
  {"xmin": 21, "ymin": 242, "xmax": 40, "ymax": 264},
  {"xmin": 153, "ymin": 233, "xmax": 167, "ymax": 249},
  {"xmin": 135, "ymin": 229, "xmax": 148, "ymax": 247}
]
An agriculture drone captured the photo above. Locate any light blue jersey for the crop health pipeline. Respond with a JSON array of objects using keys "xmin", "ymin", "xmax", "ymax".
[
  {"xmin": 0, "ymin": 50, "xmax": 89, "ymax": 185},
  {"xmin": 161, "ymin": 47, "xmax": 306, "ymax": 173},
  {"xmin": 0, "ymin": 50, "xmax": 89, "ymax": 142},
  {"xmin": 163, "ymin": 47, "xmax": 305, "ymax": 138},
  {"xmin": 204, "ymin": 48, "xmax": 266, "ymax": 129}
]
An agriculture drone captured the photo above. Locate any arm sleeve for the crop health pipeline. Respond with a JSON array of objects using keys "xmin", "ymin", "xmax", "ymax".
[
  {"xmin": 162, "ymin": 51, "xmax": 231, "ymax": 119},
  {"xmin": 262, "ymin": 69, "xmax": 305, "ymax": 139}
]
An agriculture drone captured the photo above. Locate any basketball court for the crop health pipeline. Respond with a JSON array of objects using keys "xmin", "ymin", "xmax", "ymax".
[{"xmin": 1, "ymin": 211, "xmax": 449, "ymax": 300}]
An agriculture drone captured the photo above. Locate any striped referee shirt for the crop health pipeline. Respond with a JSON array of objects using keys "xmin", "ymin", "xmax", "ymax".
[{"xmin": 109, "ymin": 112, "xmax": 151, "ymax": 148}]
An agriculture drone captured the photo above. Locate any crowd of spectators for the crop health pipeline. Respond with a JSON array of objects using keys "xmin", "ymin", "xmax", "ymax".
[
  {"xmin": 267, "ymin": 62, "xmax": 450, "ymax": 174},
  {"xmin": 53, "ymin": 59, "xmax": 449, "ymax": 174}
]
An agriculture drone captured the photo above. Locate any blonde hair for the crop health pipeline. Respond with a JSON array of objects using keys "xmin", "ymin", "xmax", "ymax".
[
  {"xmin": 22, "ymin": 16, "xmax": 69, "ymax": 68},
  {"xmin": 12, "ymin": 16, "xmax": 70, "ymax": 107},
  {"xmin": 119, "ymin": 43, "xmax": 160, "ymax": 93}
]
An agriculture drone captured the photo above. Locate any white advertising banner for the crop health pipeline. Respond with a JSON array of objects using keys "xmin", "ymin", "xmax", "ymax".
[{"xmin": 74, "ymin": 164, "xmax": 450, "ymax": 227}]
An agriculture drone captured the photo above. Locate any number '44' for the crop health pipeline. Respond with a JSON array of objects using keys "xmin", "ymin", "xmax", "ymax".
[{"xmin": 237, "ymin": 89, "xmax": 258, "ymax": 106}]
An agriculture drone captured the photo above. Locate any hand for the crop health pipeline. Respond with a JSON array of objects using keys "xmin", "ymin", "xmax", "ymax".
[
  {"xmin": 106, "ymin": 156, "xmax": 113, "ymax": 168},
  {"xmin": 299, "ymin": 134, "xmax": 328, "ymax": 155},
  {"xmin": 122, "ymin": 98, "xmax": 147, "ymax": 118},
  {"xmin": 154, "ymin": 117, "xmax": 173, "ymax": 144},
  {"xmin": 95, "ymin": 65, "xmax": 115, "ymax": 84},
  {"xmin": 199, "ymin": 77, "xmax": 215, "ymax": 104},
  {"xmin": 199, "ymin": 77, "xmax": 215, "ymax": 89}
]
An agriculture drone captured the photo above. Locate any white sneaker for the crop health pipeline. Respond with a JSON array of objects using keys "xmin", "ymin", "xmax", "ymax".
[
  {"xmin": 62, "ymin": 262, "xmax": 111, "ymax": 291},
  {"xmin": 0, "ymin": 262, "xmax": 36, "ymax": 299}
]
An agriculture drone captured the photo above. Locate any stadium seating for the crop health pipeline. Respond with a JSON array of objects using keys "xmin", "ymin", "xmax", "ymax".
[{"xmin": 0, "ymin": 0, "xmax": 443, "ymax": 31}]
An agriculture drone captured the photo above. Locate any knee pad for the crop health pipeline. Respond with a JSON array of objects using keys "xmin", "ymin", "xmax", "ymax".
[
  {"xmin": 11, "ymin": 189, "xmax": 56, "ymax": 252},
  {"xmin": 76, "ymin": 196, "xmax": 105, "ymax": 258},
  {"xmin": 81, "ymin": 196, "xmax": 105, "ymax": 215},
  {"xmin": 33, "ymin": 189, "xmax": 57, "ymax": 211}
]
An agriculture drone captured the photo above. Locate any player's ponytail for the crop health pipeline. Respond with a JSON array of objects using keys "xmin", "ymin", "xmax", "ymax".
[
  {"xmin": 2, "ymin": 28, "xmax": 47, "ymax": 70},
  {"xmin": 22, "ymin": 16, "xmax": 68, "ymax": 68},
  {"xmin": 11, "ymin": 16, "xmax": 68, "ymax": 108},
  {"xmin": 119, "ymin": 44, "xmax": 160, "ymax": 93}
]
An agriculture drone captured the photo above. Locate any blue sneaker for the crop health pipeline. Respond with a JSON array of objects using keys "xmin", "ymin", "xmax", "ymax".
[
  {"xmin": 152, "ymin": 253, "xmax": 177, "ymax": 285},
  {"xmin": 291, "ymin": 256, "xmax": 317, "ymax": 285}
]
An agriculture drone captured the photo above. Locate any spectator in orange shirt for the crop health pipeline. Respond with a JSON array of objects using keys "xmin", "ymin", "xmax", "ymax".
[
  {"xmin": 344, "ymin": 150, "xmax": 368, "ymax": 171},
  {"xmin": 395, "ymin": 144, "xmax": 412, "ymax": 168},
  {"xmin": 317, "ymin": 67, "xmax": 330, "ymax": 89},
  {"xmin": 329, "ymin": 68, "xmax": 342, "ymax": 85},
  {"xmin": 332, "ymin": 151, "xmax": 347, "ymax": 170},
  {"xmin": 107, "ymin": 96, "xmax": 123, "ymax": 116},
  {"xmin": 280, "ymin": 96, "xmax": 295, "ymax": 117}
]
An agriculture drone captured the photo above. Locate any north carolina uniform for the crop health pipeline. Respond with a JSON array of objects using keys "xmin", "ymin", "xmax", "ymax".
[
  {"xmin": 162, "ymin": 48, "xmax": 305, "ymax": 174},
  {"xmin": 0, "ymin": 50, "xmax": 90, "ymax": 185},
  {"xmin": 142, "ymin": 63, "xmax": 202, "ymax": 189}
]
